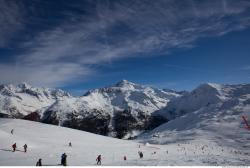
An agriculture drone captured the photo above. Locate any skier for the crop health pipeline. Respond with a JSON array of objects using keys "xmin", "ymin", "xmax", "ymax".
[
  {"xmin": 123, "ymin": 156, "xmax": 127, "ymax": 161},
  {"xmin": 36, "ymin": 158, "xmax": 42, "ymax": 166},
  {"xmin": 11, "ymin": 129, "xmax": 14, "ymax": 135},
  {"xmin": 61, "ymin": 153, "xmax": 67, "ymax": 166},
  {"xmin": 12, "ymin": 143, "xmax": 17, "ymax": 152},
  {"xmin": 138, "ymin": 151, "xmax": 143, "ymax": 159},
  {"xmin": 23, "ymin": 144, "xmax": 27, "ymax": 153},
  {"xmin": 96, "ymin": 155, "xmax": 101, "ymax": 165},
  {"xmin": 69, "ymin": 142, "xmax": 72, "ymax": 147}
]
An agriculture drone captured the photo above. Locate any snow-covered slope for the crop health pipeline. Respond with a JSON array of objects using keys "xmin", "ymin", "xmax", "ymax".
[
  {"xmin": 155, "ymin": 83, "xmax": 250, "ymax": 120},
  {"xmin": 0, "ymin": 118, "xmax": 140, "ymax": 166},
  {"xmin": 49, "ymin": 79, "xmax": 179, "ymax": 117},
  {"xmin": 0, "ymin": 83, "xmax": 71, "ymax": 118},
  {"xmin": 1, "ymin": 118, "xmax": 249, "ymax": 166},
  {"xmin": 0, "ymin": 80, "xmax": 181, "ymax": 138},
  {"xmin": 136, "ymin": 83, "xmax": 250, "ymax": 165}
]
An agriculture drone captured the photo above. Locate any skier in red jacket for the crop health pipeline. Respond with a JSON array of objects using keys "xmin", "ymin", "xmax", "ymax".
[{"xmin": 12, "ymin": 143, "xmax": 17, "ymax": 152}]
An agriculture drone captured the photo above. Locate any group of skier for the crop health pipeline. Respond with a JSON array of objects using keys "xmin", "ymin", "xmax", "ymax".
[
  {"xmin": 11, "ymin": 143, "xmax": 28, "ymax": 153},
  {"xmin": 10, "ymin": 129, "xmax": 28, "ymax": 153},
  {"xmin": 9, "ymin": 128, "xmax": 148, "ymax": 166}
]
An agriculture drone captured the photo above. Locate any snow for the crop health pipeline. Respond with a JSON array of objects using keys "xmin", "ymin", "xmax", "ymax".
[
  {"xmin": 0, "ymin": 83, "xmax": 71, "ymax": 117},
  {"xmin": 155, "ymin": 83, "xmax": 250, "ymax": 120},
  {"xmin": 0, "ymin": 118, "xmax": 250, "ymax": 166},
  {"xmin": 1, "ymin": 82, "xmax": 250, "ymax": 165},
  {"xmin": 136, "ymin": 85, "xmax": 250, "ymax": 166},
  {"xmin": 0, "ymin": 80, "xmax": 180, "ymax": 122},
  {"xmin": 43, "ymin": 80, "xmax": 181, "ymax": 127}
]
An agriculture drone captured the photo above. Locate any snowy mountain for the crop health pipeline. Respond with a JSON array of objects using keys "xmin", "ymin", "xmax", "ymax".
[
  {"xmin": 1, "ymin": 81, "xmax": 249, "ymax": 140},
  {"xmin": 154, "ymin": 83, "xmax": 250, "ymax": 120},
  {"xmin": 0, "ymin": 83, "xmax": 71, "ymax": 118},
  {"xmin": 137, "ymin": 83, "xmax": 250, "ymax": 161},
  {"xmin": 1, "ymin": 82, "xmax": 250, "ymax": 165},
  {"xmin": 42, "ymin": 80, "xmax": 181, "ymax": 138},
  {"xmin": 0, "ymin": 80, "xmax": 181, "ymax": 138}
]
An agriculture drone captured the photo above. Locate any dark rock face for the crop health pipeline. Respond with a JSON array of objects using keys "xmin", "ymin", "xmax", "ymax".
[
  {"xmin": 63, "ymin": 112, "xmax": 111, "ymax": 135},
  {"xmin": 114, "ymin": 110, "xmax": 168, "ymax": 139},
  {"xmin": 42, "ymin": 109, "xmax": 111, "ymax": 136},
  {"xmin": 114, "ymin": 110, "xmax": 139, "ymax": 139},
  {"xmin": 0, "ymin": 113, "xmax": 9, "ymax": 118},
  {"xmin": 146, "ymin": 115, "xmax": 169, "ymax": 130},
  {"xmin": 23, "ymin": 112, "xmax": 41, "ymax": 122},
  {"xmin": 42, "ymin": 110, "xmax": 59, "ymax": 125},
  {"xmin": 40, "ymin": 108, "xmax": 168, "ymax": 139}
]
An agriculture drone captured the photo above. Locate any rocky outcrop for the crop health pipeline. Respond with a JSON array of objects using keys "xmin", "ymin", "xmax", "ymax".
[
  {"xmin": 42, "ymin": 110, "xmax": 60, "ymax": 125},
  {"xmin": 23, "ymin": 112, "xmax": 41, "ymax": 122},
  {"xmin": 113, "ymin": 109, "xmax": 168, "ymax": 138},
  {"xmin": 0, "ymin": 113, "xmax": 9, "ymax": 118},
  {"xmin": 62, "ymin": 111, "xmax": 111, "ymax": 135},
  {"xmin": 41, "ymin": 107, "xmax": 167, "ymax": 139}
]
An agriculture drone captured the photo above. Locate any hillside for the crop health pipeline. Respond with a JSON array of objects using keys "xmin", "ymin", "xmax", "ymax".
[
  {"xmin": 0, "ymin": 80, "xmax": 181, "ymax": 139},
  {"xmin": 136, "ymin": 83, "xmax": 250, "ymax": 165},
  {"xmin": 0, "ymin": 119, "xmax": 249, "ymax": 166},
  {"xmin": 154, "ymin": 83, "xmax": 250, "ymax": 119},
  {"xmin": 0, "ymin": 83, "xmax": 71, "ymax": 118}
]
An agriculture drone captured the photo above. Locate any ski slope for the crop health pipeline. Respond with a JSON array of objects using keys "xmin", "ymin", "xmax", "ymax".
[{"xmin": 0, "ymin": 119, "xmax": 250, "ymax": 166}]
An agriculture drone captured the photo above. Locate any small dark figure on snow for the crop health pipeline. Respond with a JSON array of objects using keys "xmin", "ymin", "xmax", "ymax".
[
  {"xmin": 123, "ymin": 156, "xmax": 127, "ymax": 161},
  {"xmin": 36, "ymin": 158, "xmax": 42, "ymax": 166},
  {"xmin": 61, "ymin": 153, "xmax": 67, "ymax": 166},
  {"xmin": 96, "ymin": 155, "xmax": 101, "ymax": 165},
  {"xmin": 11, "ymin": 129, "xmax": 14, "ymax": 135},
  {"xmin": 12, "ymin": 143, "xmax": 17, "ymax": 152},
  {"xmin": 69, "ymin": 142, "xmax": 72, "ymax": 147},
  {"xmin": 138, "ymin": 151, "xmax": 143, "ymax": 158},
  {"xmin": 23, "ymin": 144, "xmax": 27, "ymax": 153}
]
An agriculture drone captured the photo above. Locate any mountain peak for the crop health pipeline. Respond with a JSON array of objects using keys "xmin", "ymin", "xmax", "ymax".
[
  {"xmin": 197, "ymin": 83, "xmax": 222, "ymax": 92},
  {"xmin": 115, "ymin": 79, "xmax": 136, "ymax": 87},
  {"xmin": 17, "ymin": 82, "xmax": 32, "ymax": 90}
]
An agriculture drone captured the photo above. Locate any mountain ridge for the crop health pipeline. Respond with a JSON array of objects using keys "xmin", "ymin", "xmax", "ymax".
[{"xmin": 0, "ymin": 80, "xmax": 249, "ymax": 139}]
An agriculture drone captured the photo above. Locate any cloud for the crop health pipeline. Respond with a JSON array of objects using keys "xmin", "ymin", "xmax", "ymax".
[
  {"xmin": 0, "ymin": 63, "xmax": 92, "ymax": 87},
  {"xmin": 0, "ymin": 0, "xmax": 27, "ymax": 47},
  {"xmin": 1, "ymin": 0, "xmax": 250, "ymax": 87}
]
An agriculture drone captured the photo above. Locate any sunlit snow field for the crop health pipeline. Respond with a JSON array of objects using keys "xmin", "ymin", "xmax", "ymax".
[{"xmin": 0, "ymin": 118, "xmax": 249, "ymax": 166}]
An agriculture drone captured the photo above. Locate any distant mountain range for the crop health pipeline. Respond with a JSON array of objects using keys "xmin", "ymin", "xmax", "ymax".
[{"xmin": 0, "ymin": 80, "xmax": 249, "ymax": 139}]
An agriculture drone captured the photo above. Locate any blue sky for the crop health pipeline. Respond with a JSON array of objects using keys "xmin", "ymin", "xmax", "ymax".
[{"xmin": 0, "ymin": 0, "xmax": 250, "ymax": 95}]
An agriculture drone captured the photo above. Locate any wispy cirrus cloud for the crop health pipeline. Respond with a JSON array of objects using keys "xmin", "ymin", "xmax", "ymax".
[
  {"xmin": 0, "ymin": 0, "xmax": 26, "ymax": 47},
  {"xmin": 0, "ymin": 63, "xmax": 92, "ymax": 87},
  {"xmin": 1, "ymin": 0, "xmax": 250, "ymax": 87}
]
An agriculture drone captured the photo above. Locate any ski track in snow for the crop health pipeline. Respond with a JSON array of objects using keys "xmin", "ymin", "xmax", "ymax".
[{"xmin": 0, "ymin": 119, "xmax": 249, "ymax": 166}]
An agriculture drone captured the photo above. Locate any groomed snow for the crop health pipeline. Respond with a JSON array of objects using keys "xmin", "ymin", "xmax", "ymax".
[{"xmin": 0, "ymin": 119, "xmax": 250, "ymax": 166}]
